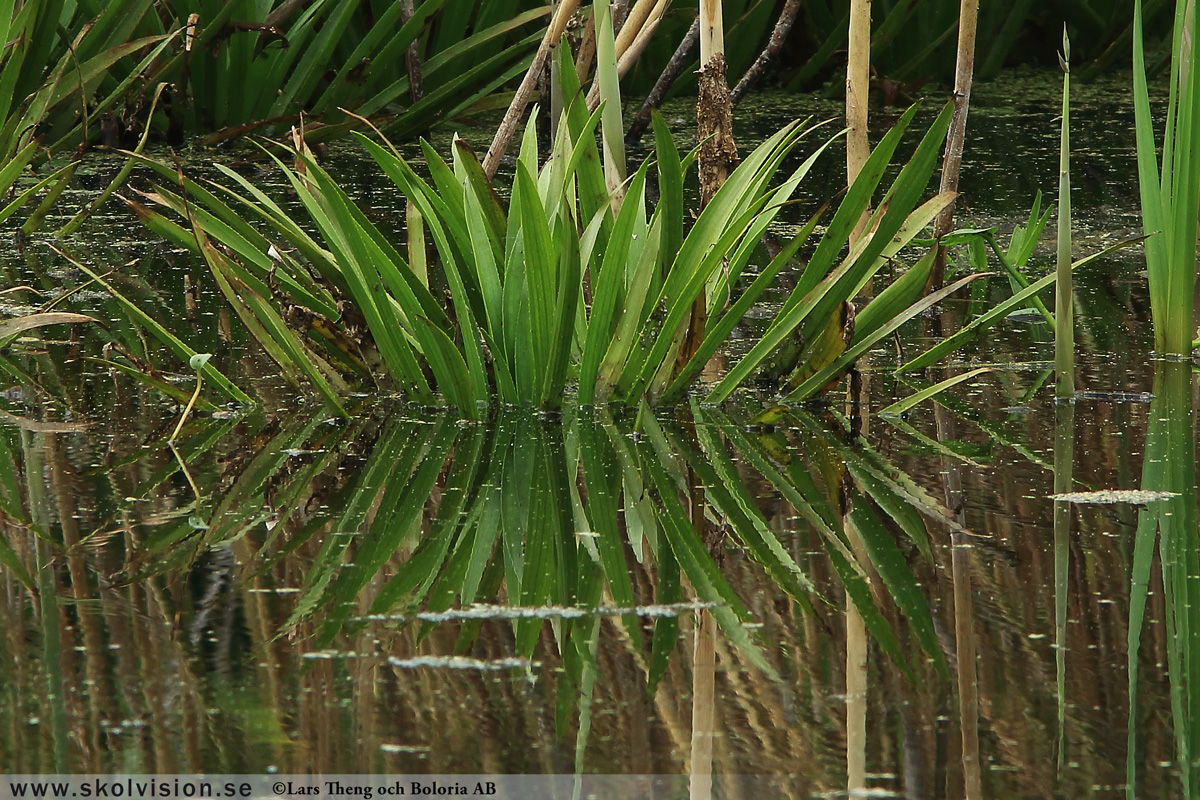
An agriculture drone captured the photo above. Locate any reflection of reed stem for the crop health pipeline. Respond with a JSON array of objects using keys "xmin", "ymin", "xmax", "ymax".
[
  {"xmin": 842, "ymin": 509, "xmax": 875, "ymax": 796},
  {"xmin": 845, "ymin": 599, "xmax": 868, "ymax": 793},
  {"xmin": 685, "ymin": 409, "xmax": 717, "ymax": 795},
  {"xmin": 690, "ymin": 609, "xmax": 716, "ymax": 800},
  {"xmin": 1053, "ymin": 402, "xmax": 1075, "ymax": 765},
  {"xmin": 49, "ymin": 434, "xmax": 112, "ymax": 764},
  {"xmin": 23, "ymin": 432, "xmax": 70, "ymax": 768},
  {"xmin": 935, "ymin": 403, "xmax": 982, "ymax": 799}
]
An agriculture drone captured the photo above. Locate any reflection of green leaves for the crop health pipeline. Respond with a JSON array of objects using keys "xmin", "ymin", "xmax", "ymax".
[
  {"xmin": 848, "ymin": 495, "xmax": 948, "ymax": 679},
  {"xmin": 285, "ymin": 421, "xmax": 416, "ymax": 631},
  {"xmin": 579, "ymin": 416, "xmax": 639, "ymax": 642},
  {"xmin": 325, "ymin": 417, "xmax": 462, "ymax": 643},
  {"xmin": 1127, "ymin": 363, "xmax": 1200, "ymax": 797},
  {"xmin": 725, "ymin": 405, "xmax": 950, "ymax": 678},
  {"xmin": 639, "ymin": 447, "xmax": 778, "ymax": 680},
  {"xmin": 880, "ymin": 367, "xmax": 994, "ymax": 417},
  {"xmin": 688, "ymin": 405, "xmax": 815, "ymax": 611},
  {"xmin": 102, "ymin": 390, "xmax": 971, "ymax": 713}
]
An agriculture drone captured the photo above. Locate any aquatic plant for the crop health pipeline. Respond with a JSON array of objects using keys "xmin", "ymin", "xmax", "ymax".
[
  {"xmin": 152, "ymin": 0, "xmax": 550, "ymax": 144},
  {"xmin": 1133, "ymin": 0, "xmax": 1200, "ymax": 355},
  {"xmin": 912, "ymin": 0, "xmax": 979, "ymax": 303},
  {"xmin": 0, "ymin": 377, "xmax": 969, "ymax": 773},
  {"xmin": 1056, "ymin": 30, "xmax": 1074, "ymax": 398},
  {"xmin": 0, "ymin": 0, "xmax": 557, "ymax": 190},
  {"xmin": 895, "ymin": 229, "xmax": 1139, "ymax": 374},
  {"xmin": 0, "ymin": 0, "xmax": 178, "ymax": 228},
  {"xmin": 130, "ymin": 86, "xmax": 967, "ymax": 413}
]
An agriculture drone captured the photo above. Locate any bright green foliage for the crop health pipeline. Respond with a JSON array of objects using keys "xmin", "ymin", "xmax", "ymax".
[
  {"xmin": 128, "ymin": 85, "xmax": 820, "ymax": 407},
  {"xmin": 705, "ymin": 102, "xmax": 956, "ymax": 405},
  {"xmin": 131, "ymin": 29, "xmax": 1072, "ymax": 413},
  {"xmin": 136, "ymin": 95, "xmax": 979, "ymax": 409},
  {"xmin": 1133, "ymin": 0, "xmax": 1200, "ymax": 355}
]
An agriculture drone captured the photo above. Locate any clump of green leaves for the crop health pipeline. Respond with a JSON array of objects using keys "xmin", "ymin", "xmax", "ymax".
[
  {"xmin": 1133, "ymin": 0, "xmax": 1200, "ymax": 355},
  {"xmin": 132, "ymin": 98, "xmax": 972, "ymax": 411}
]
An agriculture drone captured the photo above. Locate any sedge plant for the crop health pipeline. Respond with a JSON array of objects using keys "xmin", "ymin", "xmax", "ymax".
[
  {"xmin": 1133, "ymin": 0, "xmax": 1200, "ymax": 355},
  {"xmin": 130, "ymin": 104, "xmax": 966, "ymax": 413},
  {"xmin": 128, "ymin": 39, "xmax": 1074, "ymax": 414}
]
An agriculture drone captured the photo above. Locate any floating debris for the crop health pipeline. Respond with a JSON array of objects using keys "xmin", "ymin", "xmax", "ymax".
[
  {"xmin": 386, "ymin": 656, "xmax": 534, "ymax": 671},
  {"xmin": 1050, "ymin": 489, "xmax": 1179, "ymax": 504},
  {"xmin": 1075, "ymin": 390, "xmax": 1154, "ymax": 403},
  {"xmin": 352, "ymin": 600, "xmax": 722, "ymax": 625},
  {"xmin": 380, "ymin": 744, "xmax": 431, "ymax": 754},
  {"xmin": 1000, "ymin": 406, "xmax": 1035, "ymax": 415},
  {"xmin": 1006, "ymin": 307, "xmax": 1047, "ymax": 323}
]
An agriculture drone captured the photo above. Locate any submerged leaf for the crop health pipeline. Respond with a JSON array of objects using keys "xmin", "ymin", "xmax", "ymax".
[{"xmin": 0, "ymin": 312, "xmax": 101, "ymax": 342}]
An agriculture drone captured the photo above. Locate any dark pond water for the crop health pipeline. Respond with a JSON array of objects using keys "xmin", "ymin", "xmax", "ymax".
[{"xmin": 0, "ymin": 71, "xmax": 1193, "ymax": 798}]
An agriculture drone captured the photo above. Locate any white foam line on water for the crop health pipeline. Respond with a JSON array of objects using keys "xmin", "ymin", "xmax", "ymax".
[
  {"xmin": 385, "ymin": 656, "xmax": 536, "ymax": 670},
  {"xmin": 349, "ymin": 600, "xmax": 723, "ymax": 624}
]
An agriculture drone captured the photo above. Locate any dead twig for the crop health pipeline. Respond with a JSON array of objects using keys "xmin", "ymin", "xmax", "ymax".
[{"xmin": 482, "ymin": 0, "xmax": 580, "ymax": 178}]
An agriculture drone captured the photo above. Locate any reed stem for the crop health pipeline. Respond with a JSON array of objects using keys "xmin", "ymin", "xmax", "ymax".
[
  {"xmin": 1055, "ymin": 30, "xmax": 1074, "ymax": 399},
  {"xmin": 681, "ymin": 0, "xmax": 735, "ymax": 371},
  {"xmin": 928, "ymin": 0, "xmax": 980, "ymax": 292},
  {"xmin": 846, "ymin": 0, "xmax": 871, "ymax": 247}
]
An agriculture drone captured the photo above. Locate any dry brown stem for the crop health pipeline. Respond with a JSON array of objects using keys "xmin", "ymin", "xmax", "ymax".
[
  {"xmin": 482, "ymin": 0, "xmax": 579, "ymax": 178},
  {"xmin": 928, "ymin": 0, "xmax": 980, "ymax": 291},
  {"xmin": 731, "ymin": 0, "xmax": 801, "ymax": 106}
]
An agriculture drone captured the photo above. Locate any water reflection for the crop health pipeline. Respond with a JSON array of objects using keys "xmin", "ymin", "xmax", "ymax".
[
  {"xmin": 1126, "ymin": 361, "xmax": 1199, "ymax": 799},
  {"xmin": 0, "ymin": 362, "xmax": 1195, "ymax": 795}
]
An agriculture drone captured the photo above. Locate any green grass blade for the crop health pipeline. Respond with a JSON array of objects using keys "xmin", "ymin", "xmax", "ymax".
[
  {"xmin": 415, "ymin": 316, "xmax": 481, "ymax": 415},
  {"xmin": 199, "ymin": 233, "xmax": 348, "ymax": 414},
  {"xmin": 324, "ymin": 418, "xmax": 468, "ymax": 640},
  {"xmin": 69, "ymin": 262, "xmax": 252, "ymax": 405},
  {"xmin": 898, "ymin": 234, "xmax": 1143, "ymax": 372},
  {"xmin": 651, "ymin": 110, "xmax": 684, "ymax": 270},
  {"xmin": 784, "ymin": 270, "xmax": 987, "ymax": 402},
  {"xmin": 880, "ymin": 367, "xmax": 995, "ymax": 416},
  {"xmin": 579, "ymin": 164, "xmax": 651, "ymax": 404},
  {"xmin": 514, "ymin": 162, "xmax": 558, "ymax": 403}
]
